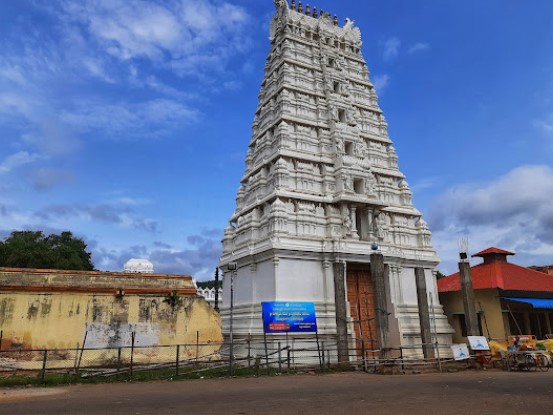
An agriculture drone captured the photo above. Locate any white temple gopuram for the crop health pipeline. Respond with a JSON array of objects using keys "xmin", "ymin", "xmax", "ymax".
[{"xmin": 219, "ymin": 0, "xmax": 453, "ymax": 358}]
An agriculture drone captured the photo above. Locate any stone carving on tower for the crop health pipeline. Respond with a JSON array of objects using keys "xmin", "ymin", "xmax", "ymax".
[{"xmin": 220, "ymin": 1, "xmax": 453, "ymax": 356}]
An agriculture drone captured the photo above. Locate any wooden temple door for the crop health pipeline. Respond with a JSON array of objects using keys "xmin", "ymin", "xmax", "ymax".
[{"xmin": 346, "ymin": 268, "xmax": 378, "ymax": 358}]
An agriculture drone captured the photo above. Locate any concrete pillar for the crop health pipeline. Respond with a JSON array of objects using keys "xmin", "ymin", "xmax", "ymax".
[
  {"xmin": 370, "ymin": 253, "xmax": 388, "ymax": 358},
  {"xmin": 333, "ymin": 262, "xmax": 349, "ymax": 363},
  {"xmin": 415, "ymin": 267, "xmax": 434, "ymax": 359},
  {"xmin": 350, "ymin": 206, "xmax": 359, "ymax": 239},
  {"xmin": 367, "ymin": 209, "xmax": 375, "ymax": 240},
  {"xmin": 322, "ymin": 259, "xmax": 332, "ymax": 302},
  {"xmin": 458, "ymin": 261, "xmax": 479, "ymax": 336}
]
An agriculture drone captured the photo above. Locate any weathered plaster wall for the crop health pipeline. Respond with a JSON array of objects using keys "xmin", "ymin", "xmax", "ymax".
[
  {"xmin": 0, "ymin": 269, "xmax": 222, "ymax": 351},
  {"xmin": 439, "ymin": 288, "xmax": 505, "ymax": 343}
]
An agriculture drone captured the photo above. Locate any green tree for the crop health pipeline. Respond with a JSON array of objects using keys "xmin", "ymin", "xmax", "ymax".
[
  {"xmin": 197, "ymin": 280, "xmax": 218, "ymax": 289},
  {"xmin": 435, "ymin": 270, "xmax": 447, "ymax": 279},
  {"xmin": 0, "ymin": 230, "xmax": 94, "ymax": 271}
]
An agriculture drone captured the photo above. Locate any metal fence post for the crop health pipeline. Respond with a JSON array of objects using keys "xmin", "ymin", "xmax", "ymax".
[
  {"xmin": 196, "ymin": 331, "xmax": 199, "ymax": 366},
  {"xmin": 40, "ymin": 349, "xmax": 48, "ymax": 383},
  {"xmin": 247, "ymin": 337, "xmax": 251, "ymax": 368},
  {"xmin": 400, "ymin": 346, "xmax": 405, "ymax": 373},
  {"xmin": 321, "ymin": 342, "xmax": 325, "ymax": 372},
  {"xmin": 76, "ymin": 331, "xmax": 88, "ymax": 372},
  {"xmin": 263, "ymin": 331, "xmax": 270, "ymax": 376},
  {"xmin": 176, "ymin": 344, "xmax": 181, "ymax": 377},
  {"xmin": 130, "ymin": 331, "xmax": 136, "ymax": 378},
  {"xmin": 117, "ymin": 347, "xmax": 122, "ymax": 375},
  {"xmin": 73, "ymin": 343, "xmax": 79, "ymax": 372},
  {"xmin": 287, "ymin": 348, "xmax": 291, "ymax": 371},
  {"xmin": 292, "ymin": 338, "xmax": 296, "ymax": 370},
  {"xmin": 316, "ymin": 332, "xmax": 322, "ymax": 371},
  {"xmin": 0, "ymin": 330, "xmax": 3, "ymax": 351},
  {"xmin": 278, "ymin": 342, "xmax": 282, "ymax": 373}
]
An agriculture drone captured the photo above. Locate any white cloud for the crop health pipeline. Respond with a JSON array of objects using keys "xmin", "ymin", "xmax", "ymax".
[
  {"xmin": 92, "ymin": 228, "xmax": 222, "ymax": 277},
  {"xmin": 428, "ymin": 165, "xmax": 553, "ymax": 273},
  {"xmin": 408, "ymin": 42, "xmax": 430, "ymax": 54},
  {"xmin": 82, "ymin": 58, "xmax": 115, "ymax": 83},
  {"xmin": 60, "ymin": 98, "xmax": 199, "ymax": 136},
  {"xmin": 0, "ymin": 151, "xmax": 42, "ymax": 174},
  {"xmin": 0, "ymin": 93, "xmax": 37, "ymax": 119},
  {"xmin": 36, "ymin": 203, "xmax": 158, "ymax": 232},
  {"xmin": 0, "ymin": 66, "xmax": 28, "ymax": 86},
  {"xmin": 59, "ymin": 0, "xmax": 252, "ymax": 73},
  {"xmin": 112, "ymin": 197, "xmax": 152, "ymax": 206},
  {"xmin": 141, "ymin": 75, "xmax": 192, "ymax": 98},
  {"xmin": 0, "ymin": 0, "xmax": 253, "ymax": 151},
  {"xmin": 76, "ymin": 1, "xmax": 183, "ymax": 61},
  {"xmin": 372, "ymin": 74, "xmax": 390, "ymax": 94},
  {"xmin": 0, "ymin": 205, "xmax": 36, "ymax": 231},
  {"xmin": 382, "ymin": 37, "xmax": 400, "ymax": 61}
]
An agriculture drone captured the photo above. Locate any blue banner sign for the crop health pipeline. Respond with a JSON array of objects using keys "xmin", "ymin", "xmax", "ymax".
[{"xmin": 261, "ymin": 301, "xmax": 317, "ymax": 333}]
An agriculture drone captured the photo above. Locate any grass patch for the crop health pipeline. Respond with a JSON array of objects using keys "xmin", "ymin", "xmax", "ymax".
[{"xmin": 0, "ymin": 364, "xmax": 298, "ymax": 387}]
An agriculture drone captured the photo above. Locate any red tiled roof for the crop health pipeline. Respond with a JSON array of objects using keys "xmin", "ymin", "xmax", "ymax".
[
  {"xmin": 472, "ymin": 247, "xmax": 514, "ymax": 257},
  {"xmin": 438, "ymin": 261, "xmax": 553, "ymax": 293}
]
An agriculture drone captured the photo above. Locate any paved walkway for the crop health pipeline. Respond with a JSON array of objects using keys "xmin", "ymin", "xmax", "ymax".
[{"xmin": 1, "ymin": 370, "xmax": 553, "ymax": 415}]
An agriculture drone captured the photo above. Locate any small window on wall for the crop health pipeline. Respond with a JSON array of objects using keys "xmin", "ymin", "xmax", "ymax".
[
  {"xmin": 333, "ymin": 81, "xmax": 340, "ymax": 93},
  {"xmin": 344, "ymin": 141, "xmax": 354, "ymax": 155},
  {"xmin": 328, "ymin": 58, "xmax": 335, "ymax": 67},
  {"xmin": 353, "ymin": 178, "xmax": 364, "ymax": 194},
  {"xmin": 338, "ymin": 109, "xmax": 346, "ymax": 123}
]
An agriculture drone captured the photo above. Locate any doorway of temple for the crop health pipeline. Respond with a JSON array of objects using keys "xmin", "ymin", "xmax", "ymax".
[{"xmin": 346, "ymin": 266, "xmax": 378, "ymax": 358}]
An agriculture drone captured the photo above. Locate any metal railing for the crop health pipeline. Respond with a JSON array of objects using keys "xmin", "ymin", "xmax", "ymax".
[{"xmin": 0, "ymin": 330, "xmax": 462, "ymax": 383}]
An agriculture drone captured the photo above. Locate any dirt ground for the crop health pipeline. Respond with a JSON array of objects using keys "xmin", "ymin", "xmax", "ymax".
[{"xmin": 1, "ymin": 370, "xmax": 553, "ymax": 415}]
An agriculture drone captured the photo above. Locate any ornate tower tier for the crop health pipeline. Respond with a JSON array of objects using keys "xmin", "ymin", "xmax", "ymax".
[{"xmin": 219, "ymin": 1, "xmax": 453, "ymax": 356}]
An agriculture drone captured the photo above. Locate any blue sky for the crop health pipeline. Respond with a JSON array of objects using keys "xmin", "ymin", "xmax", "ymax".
[{"xmin": 1, "ymin": 0, "xmax": 552, "ymax": 279}]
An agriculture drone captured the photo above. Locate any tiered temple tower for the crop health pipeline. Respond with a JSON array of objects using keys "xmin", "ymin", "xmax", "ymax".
[{"xmin": 219, "ymin": 0, "xmax": 453, "ymax": 356}]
